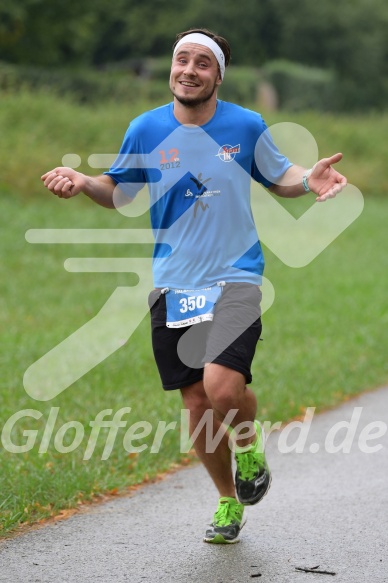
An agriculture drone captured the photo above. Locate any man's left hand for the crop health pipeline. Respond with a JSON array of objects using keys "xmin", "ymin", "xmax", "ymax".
[{"xmin": 309, "ymin": 153, "xmax": 347, "ymax": 202}]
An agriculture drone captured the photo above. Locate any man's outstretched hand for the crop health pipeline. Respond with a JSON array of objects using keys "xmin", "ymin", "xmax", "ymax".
[{"xmin": 309, "ymin": 153, "xmax": 347, "ymax": 202}]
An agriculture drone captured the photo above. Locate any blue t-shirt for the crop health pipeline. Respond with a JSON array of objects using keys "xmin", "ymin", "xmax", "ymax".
[{"xmin": 104, "ymin": 100, "xmax": 291, "ymax": 288}]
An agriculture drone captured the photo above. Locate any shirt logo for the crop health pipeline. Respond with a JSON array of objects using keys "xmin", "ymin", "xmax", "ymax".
[
  {"xmin": 216, "ymin": 144, "xmax": 241, "ymax": 162},
  {"xmin": 159, "ymin": 148, "xmax": 180, "ymax": 170},
  {"xmin": 190, "ymin": 174, "xmax": 211, "ymax": 218}
]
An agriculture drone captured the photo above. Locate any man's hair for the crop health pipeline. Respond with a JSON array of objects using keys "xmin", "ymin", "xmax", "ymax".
[{"xmin": 173, "ymin": 28, "xmax": 231, "ymax": 68}]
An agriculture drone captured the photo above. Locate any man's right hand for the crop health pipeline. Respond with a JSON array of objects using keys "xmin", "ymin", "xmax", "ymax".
[{"xmin": 41, "ymin": 167, "xmax": 86, "ymax": 199}]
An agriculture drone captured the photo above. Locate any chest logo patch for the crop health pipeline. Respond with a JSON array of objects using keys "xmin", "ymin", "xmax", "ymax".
[{"xmin": 216, "ymin": 144, "xmax": 240, "ymax": 162}]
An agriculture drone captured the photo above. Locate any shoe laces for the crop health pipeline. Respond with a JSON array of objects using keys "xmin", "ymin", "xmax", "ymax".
[
  {"xmin": 213, "ymin": 499, "xmax": 243, "ymax": 527},
  {"xmin": 235, "ymin": 449, "xmax": 265, "ymax": 481},
  {"xmin": 235, "ymin": 423, "xmax": 266, "ymax": 480}
]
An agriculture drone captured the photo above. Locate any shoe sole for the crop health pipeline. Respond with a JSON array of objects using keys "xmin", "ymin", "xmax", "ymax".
[{"xmin": 203, "ymin": 516, "xmax": 247, "ymax": 544}]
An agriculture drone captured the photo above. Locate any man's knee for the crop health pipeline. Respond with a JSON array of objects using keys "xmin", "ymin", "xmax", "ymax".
[
  {"xmin": 203, "ymin": 363, "xmax": 246, "ymax": 410},
  {"xmin": 180, "ymin": 381, "xmax": 211, "ymax": 418}
]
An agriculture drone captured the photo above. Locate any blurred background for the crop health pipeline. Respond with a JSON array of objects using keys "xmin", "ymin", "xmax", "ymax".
[
  {"xmin": 0, "ymin": 0, "xmax": 387, "ymax": 536},
  {"xmin": 1, "ymin": 0, "xmax": 388, "ymax": 110}
]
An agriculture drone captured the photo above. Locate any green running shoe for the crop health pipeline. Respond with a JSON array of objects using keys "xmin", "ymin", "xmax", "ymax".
[
  {"xmin": 204, "ymin": 497, "xmax": 246, "ymax": 544},
  {"xmin": 235, "ymin": 420, "xmax": 271, "ymax": 505}
]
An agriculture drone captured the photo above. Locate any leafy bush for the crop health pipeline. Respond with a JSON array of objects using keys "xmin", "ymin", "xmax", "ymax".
[
  {"xmin": 0, "ymin": 61, "xmax": 171, "ymax": 105},
  {"xmin": 219, "ymin": 66, "xmax": 260, "ymax": 106},
  {"xmin": 263, "ymin": 60, "xmax": 336, "ymax": 112}
]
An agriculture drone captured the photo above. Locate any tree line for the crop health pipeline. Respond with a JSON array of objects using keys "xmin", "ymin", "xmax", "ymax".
[{"xmin": 1, "ymin": 0, "xmax": 387, "ymax": 110}]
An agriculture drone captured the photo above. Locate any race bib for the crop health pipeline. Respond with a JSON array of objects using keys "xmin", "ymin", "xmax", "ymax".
[{"xmin": 165, "ymin": 285, "xmax": 223, "ymax": 328}]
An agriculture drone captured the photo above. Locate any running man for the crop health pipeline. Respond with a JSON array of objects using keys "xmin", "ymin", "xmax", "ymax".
[{"xmin": 42, "ymin": 28, "xmax": 347, "ymax": 544}]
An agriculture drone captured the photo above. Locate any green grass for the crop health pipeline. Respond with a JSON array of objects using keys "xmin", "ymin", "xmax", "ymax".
[
  {"xmin": 257, "ymin": 195, "xmax": 388, "ymax": 419},
  {"xmin": 0, "ymin": 90, "xmax": 387, "ymax": 535}
]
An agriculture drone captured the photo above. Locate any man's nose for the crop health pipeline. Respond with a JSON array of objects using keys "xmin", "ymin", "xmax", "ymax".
[{"xmin": 183, "ymin": 60, "xmax": 196, "ymax": 76}]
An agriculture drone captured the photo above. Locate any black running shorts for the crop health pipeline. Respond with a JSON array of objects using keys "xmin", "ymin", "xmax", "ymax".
[{"xmin": 148, "ymin": 283, "xmax": 262, "ymax": 390}]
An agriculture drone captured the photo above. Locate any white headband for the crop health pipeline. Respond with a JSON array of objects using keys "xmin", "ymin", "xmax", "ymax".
[{"xmin": 173, "ymin": 33, "xmax": 226, "ymax": 79}]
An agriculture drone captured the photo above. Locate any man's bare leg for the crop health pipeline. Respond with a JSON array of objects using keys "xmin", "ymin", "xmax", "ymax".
[
  {"xmin": 180, "ymin": 380, "xmax": 235, "ymax": 498},
  {"xmin": 203, "ymin": 363, "xmax": 258, "ymax": 448},
  {"xmin": 180, "ymin": 364, "xmax": 258, "ymax": 496}
]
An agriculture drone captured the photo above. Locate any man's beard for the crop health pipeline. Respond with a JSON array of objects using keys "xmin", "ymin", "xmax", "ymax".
[{"xmin": 170, "ymin": 80, "xmax": 218, "ymax": 108}]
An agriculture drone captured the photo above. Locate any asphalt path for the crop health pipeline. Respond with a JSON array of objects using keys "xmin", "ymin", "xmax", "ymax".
[{"xmin": 1, "ymin": 386, "xmax": 387, "ymax": 583}]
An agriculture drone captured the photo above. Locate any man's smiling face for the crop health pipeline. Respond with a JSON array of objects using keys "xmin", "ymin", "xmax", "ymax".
[{"xmin": 170, "ymin": 43, "xmax": 222, "ymax": 108}]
